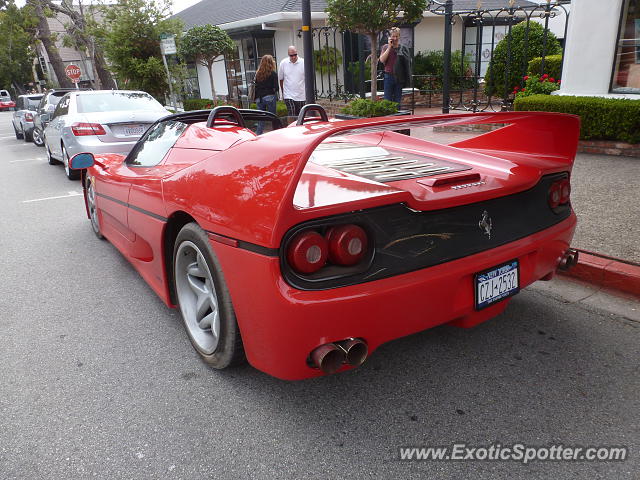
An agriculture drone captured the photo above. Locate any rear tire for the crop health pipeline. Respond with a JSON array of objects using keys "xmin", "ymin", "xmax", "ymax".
[
  {"xmin": 62, "ymin": 144, "xmax": 80, "ymax": 180},
  {"xmin": 173, "ymin": 223, "xmax": 245, "ymax": 369},
  {"xmin": 23, "ymin": 126, "xmax": 32, "ymax": 142}
]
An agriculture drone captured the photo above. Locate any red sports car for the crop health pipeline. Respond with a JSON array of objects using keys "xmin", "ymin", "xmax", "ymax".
[{"xmin": 69, "ymin": 106, "xmax": 580, "ymax": 380}]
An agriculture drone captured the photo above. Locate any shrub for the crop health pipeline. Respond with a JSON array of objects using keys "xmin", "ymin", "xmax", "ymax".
[
  {"xmin": 513, "ymin": 74, "xmax": 560, "ymax": 97},
  {"xmin": 413, "ymin": 49, "xmax": 475, "ymax": 91},
  {"xmin": 184, "ymin": 98, "xmax": 214, "ymax": 111},
  {"xmin": 314, "ymin": 46, "xmax": 343, "ymax": 75},
  {"xmin": 514, "ymin": 94, "xmax": 640, "ymax": 144},
  {"xmin": 484, "ymin": 22, "xmax": 562, "ymax": 97},
  {"xmin": 527, "ymin": 54, "xmax": 563, "ymax": 79},
  {"xmin": 341, "ymin": 98, "xmax": 399, "ymax": 117}
]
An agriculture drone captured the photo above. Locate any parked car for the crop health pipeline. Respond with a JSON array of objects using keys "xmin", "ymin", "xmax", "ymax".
[
  {"xmin": 44, "ymin": 90, "xmax": 170, "ymax": 179},
  {"xmin": 32, "ymin": 88, "xmax": 91, "ymax": 147},
  {"xmin": 68, "ymin": 106, "xmax": 581, "ymax": 380},
  {"xmin": 11, "ymin": 93, "xmax": 44, "ymax": 141},
  {"xmin": 0, "ymin": 89, "xmax": 15, "ymax": 111}
]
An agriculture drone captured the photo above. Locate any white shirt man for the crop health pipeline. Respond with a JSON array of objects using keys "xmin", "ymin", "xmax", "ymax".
[{"xmin": 279, "ymin": 45, "xmax": 306, "ymax": 116}]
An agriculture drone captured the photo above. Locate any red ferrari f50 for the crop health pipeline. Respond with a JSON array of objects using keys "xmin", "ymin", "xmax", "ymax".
[{"xmin": 70, "ymin": 106, "xmax": 580, "ymax": 380}]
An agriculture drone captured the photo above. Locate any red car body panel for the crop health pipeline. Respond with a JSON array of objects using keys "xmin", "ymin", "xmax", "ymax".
[{"xmin": 82, "ymin": 111, "xmax": 580, "ymax": 380}]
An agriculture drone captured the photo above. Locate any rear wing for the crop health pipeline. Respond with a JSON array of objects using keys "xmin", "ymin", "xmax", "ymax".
[{"xmin": 167, "ymin": 109, "xmax": 580, "ymax": 247}]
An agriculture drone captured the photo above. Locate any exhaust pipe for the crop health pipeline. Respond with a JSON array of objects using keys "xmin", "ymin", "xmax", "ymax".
[
  {"xmin": 339, "ymin": 338, "xmax": 368, "ymax": 366},
  {"xmin": 558, "ymin": 248, "xmax": 579, "ymax": 271},
  {"xmin": 310, "ymin": 344, "xmax": 345, "ymax": 374}
]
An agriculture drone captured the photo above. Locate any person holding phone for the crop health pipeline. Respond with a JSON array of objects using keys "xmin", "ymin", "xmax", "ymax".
[{"xmin": 379, "ymin": 27, "xmax": 410, "ymax": 108}]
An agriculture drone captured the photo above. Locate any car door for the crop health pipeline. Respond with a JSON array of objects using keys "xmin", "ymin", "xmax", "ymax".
[
  {"xmin": 13, "ymin": 97, "xmax": 23, "ymax": 129},
  {"xmin": 95, "ymin": 120, "xmax": 189, "ymax": 263},
  {"xmin": 45, "ymin": 95, "xmax": 70, "ymax": 157}
]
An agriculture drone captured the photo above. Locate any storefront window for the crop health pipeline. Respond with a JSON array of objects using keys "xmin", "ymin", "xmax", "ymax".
[{"xmin": 611, "ymin": 0, "xmax": 640, "ymax": 94}]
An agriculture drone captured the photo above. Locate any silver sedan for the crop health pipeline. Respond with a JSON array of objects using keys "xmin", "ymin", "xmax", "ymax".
[{"xmin": 44, "ymin": 90, "xmax": 170, "ymax": 179}]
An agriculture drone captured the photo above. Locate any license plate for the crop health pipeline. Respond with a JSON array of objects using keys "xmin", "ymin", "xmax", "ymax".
[
  {"xmin": 475, "ymin": 260, "xmax": 520, "ymax": 310},
  {"xmin": 123, "ymin": 125, "xmax": 145, "ymax": 136}
]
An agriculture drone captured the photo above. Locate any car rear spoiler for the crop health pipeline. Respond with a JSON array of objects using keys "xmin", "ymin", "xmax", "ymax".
[{"xmin": 181, "ymin": 109, "xmax": 579, "ymax": 247}]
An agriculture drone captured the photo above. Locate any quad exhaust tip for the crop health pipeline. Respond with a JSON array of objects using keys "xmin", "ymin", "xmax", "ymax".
[{"xmin": 310, "ymin": 338, "xmax": 369, "ymax": 374}]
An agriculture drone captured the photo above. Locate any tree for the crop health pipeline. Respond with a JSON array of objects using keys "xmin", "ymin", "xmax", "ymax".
[
  {"xmin": 0, "ymin": 3, "xmax": 37, "ymax": 93},
  {"xmin": 26, "ymin": 0, "xmax": 74, "ymax": 88},
  {"xmin": 179, "ymin": 24, "xmax": 234, "ymax": 103},
  {"xmin": 38, "ymin": 0, "xmax": 115, "ymax": 89},
  {"xmin": 95, "ymin": 0, "xmax": 182, "ymax": 98},
  {"xmin": 326, "ymin": 0, "xmax": 426, "ymax": 100},
  {"xmin": 484, "ymin": 21, "xmax": 562, "ymax": 98}
]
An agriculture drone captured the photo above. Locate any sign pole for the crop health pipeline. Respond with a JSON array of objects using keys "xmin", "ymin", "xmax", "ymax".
[{"xmin": 160, "ymin": 34, "xmax": 178, "ymax": 111}]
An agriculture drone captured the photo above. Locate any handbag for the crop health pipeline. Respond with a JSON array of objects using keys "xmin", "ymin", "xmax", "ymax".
[{"xmin": 248, "ymin": 81, "xmax": 256, "ymax": 102}]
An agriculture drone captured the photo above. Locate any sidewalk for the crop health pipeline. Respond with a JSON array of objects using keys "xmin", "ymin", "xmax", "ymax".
[{"xmin": 406, "ymin": 114, "xmax": 640, "ymax": 298}]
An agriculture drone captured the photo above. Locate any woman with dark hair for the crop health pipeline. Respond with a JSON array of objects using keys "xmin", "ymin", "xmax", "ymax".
[{"xmin": 254, "ymin": 55, "xmax": 278, "ymax": 134}]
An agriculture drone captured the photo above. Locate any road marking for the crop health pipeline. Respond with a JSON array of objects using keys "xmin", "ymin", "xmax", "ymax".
[
  {"xmin": 9, "ymin": 158, "xmax": 44, "ymax": 163},
  {"xmin": 22, "ymin": 191, "xmax": 83, "ymax": 203}
]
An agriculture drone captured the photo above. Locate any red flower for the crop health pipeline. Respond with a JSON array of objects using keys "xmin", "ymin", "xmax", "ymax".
[
  {"xmin": 514, "ymin": 86, "xmax": 520, "ymax": 91},
  {"xmin": 542, "ymin": 73, "xmax": 549, "ymax": 79},
  {"xmin": 549, "ymin": 77, "xmax": 555, "ymax": 83},
  {"xmin": 521, "ymin": 88, "xmax": 526, "ymax": 92},
  {"xmin": 557, "ymin": 79, "xmax": 561, "ymax": 84},
  {"xmin": 523, "ymin": 75, "xmax": 529, "ymax": 81}
]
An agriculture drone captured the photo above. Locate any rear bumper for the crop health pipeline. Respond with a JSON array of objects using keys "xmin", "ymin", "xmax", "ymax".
[
  {"xmin": 212, "ymin": 213, "xmax": 577, "ymax": 380},
  {"xmin": 62, "ymin": 134, "xmax": 138, "ymax": 157}
]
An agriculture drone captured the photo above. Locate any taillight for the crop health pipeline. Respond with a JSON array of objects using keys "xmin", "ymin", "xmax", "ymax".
[
  {"xmin": 548, "ymin": 178, "xmax": 570, "ymax": 209},
  {"xmin": 558, "ymin": 178, "xmax": 571, "ymax": 204},
  {"xmin": 325, "ymin": 225, "xmax": 368, "ymax": 266},
  {"xmin": 71, "ymin": 122, "xmax": 106, "ymax": 136},
  {"xmin": 286, "ymin": 231, "xmax": 328, "ymax": 274},
  {"xmin": 25, "ymin": 112, "xmax": 34, "ymax": 122}
]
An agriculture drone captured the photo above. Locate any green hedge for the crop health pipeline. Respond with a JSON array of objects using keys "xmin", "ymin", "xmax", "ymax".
[
  {"xmin": 341, "ymin": 98, "xmax": 399, "ymax": 117},
  {"xmin": 184, "ymin": 98, "xmax": 214, "ymax": 111},
  {"xmin": 527, "ymin": 55, "xmax": 563, "ymax": 79},
  {"xmin": 514, "ymin": 94, "xmax": 640, "ymax": 144}
]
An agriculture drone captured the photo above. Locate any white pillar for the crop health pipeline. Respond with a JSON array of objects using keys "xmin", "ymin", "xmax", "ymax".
[{"xmin": 559, "ymin": 0, "xmax": 624, "ymax": 96}]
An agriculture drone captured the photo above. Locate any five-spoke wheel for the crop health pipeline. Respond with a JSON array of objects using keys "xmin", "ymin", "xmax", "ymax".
[{"xmin": 173, "ymin": 223, "xmax": 244, "ymax": 368}]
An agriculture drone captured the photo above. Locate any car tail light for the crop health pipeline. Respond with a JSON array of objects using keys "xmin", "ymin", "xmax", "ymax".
[
  {"xmin": 25, "ymin": 112, "xmax": 34, "ymax": 122},
  {"xmin": 558, "ymin": 178, "xmax": 571, "ymax": 204},
  {"xmin": 548, "ymin": 183, "xmax": 561, "ymax": 209},
  {"xmin": 71, "ymin": 122, "xmax": 106, "ymax": 136},
  {"xmin": 548, "ymin": 178, "xmax": 571, "ymax": 209},
  {"xmin": 325, "ymin": 225, "xmax": 368, "ymax": 266},
  {"xmin": 286, "ymin": 231, "xmax": 328, "ymax": 274}
]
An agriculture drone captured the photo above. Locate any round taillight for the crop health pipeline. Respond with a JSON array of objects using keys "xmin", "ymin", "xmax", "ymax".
[
  {"xmin": 548, "ymin": 183, "xmax": 561, "ymax": 209},
  {"xmin": 325, "ymin": 224, "xmax": 368, "ymax": 266},
  {"xmin": 287, "ymin": 231, "xmax": 328, "ymax": 274},
  {"xmin": 559, "ymin": 179, "xmax": 571, "ymax": 204}
]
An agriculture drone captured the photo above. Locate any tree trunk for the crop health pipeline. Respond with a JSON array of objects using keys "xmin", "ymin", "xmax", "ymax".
[
  {"xmin": 29, "ymin": 0, "xmax": 73, "ymax": 88},
  {"xmin": 369, "ymin": 33, "xmax": 378, "ymax": 101},
  {"xmin": 207, "ymin": 63, "xmax": 216, "ymax": 103}
]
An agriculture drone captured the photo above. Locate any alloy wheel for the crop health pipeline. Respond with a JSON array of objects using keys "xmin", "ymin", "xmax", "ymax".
[{"xmin": 174, "ymin": 241, "xmax": 221, "ymax": 354}]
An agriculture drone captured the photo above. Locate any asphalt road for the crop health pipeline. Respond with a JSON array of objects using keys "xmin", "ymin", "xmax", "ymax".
[{"xmin": 0, "ymin": 111, "xmax": 638, "ymax": 479}]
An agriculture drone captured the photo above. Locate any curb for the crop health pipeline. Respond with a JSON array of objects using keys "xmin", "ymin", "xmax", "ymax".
[{"xmin": 558, "ymin": 249, "xmax": 640, "ymax": 299}]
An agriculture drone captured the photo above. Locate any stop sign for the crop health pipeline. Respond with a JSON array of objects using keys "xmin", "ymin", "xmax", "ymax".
[{"xmin": 65, "ymin": 64, "xmax": 82, "ymax": 83}]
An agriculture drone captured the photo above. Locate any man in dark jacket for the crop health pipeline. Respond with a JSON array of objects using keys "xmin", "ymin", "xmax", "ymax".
[{"xmin": 379, "ymin": 27, "xmax": 411, "ymax": 109}]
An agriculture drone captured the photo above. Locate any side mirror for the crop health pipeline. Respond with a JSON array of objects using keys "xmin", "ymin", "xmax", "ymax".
[
  {"xmin": 41, "ymin": 113, "xmax": 51, "ymax": 123},
  {"xmin": 69, "ymin": 152, "xmax": 95, "ymax": 170}
]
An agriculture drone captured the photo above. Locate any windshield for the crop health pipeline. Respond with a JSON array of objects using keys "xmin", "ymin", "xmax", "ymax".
[{"xmin": 76, "ymin": 92, "xmax": 164, "ymax": 113}]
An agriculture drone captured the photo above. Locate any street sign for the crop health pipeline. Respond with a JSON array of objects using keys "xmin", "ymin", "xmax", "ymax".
[
  {"xmin": 65, "ymin": 64, "xmax": 82, "ymax": 83},
  {"xmin": 160, "ymin": 34, "xmax": 177, "ymax": 55}
]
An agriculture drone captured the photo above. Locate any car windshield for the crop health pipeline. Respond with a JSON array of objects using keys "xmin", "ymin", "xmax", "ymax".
[{"xmin": 76, "ymin": 92, "xmax": 164, "ymax": 113}]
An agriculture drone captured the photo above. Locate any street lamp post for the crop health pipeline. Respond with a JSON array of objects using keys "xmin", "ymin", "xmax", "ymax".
[{"xmin": 302, "ymin": 0, "xmax": 315, "ymax": 105}]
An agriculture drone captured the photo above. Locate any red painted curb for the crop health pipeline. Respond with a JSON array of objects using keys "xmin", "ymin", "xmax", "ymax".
[{"xmin": 559, "ymin": 249, "xmax": 640, "ymax": 299}]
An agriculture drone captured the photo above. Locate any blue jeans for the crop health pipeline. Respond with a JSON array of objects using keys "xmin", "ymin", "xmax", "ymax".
[
  {"xmin": 383, "ymin": 72, "xmax": 402, "ymax": 108},
  {"xmin": 256, "ymin": 94, "xmax": 277, "ymax": 134}
]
